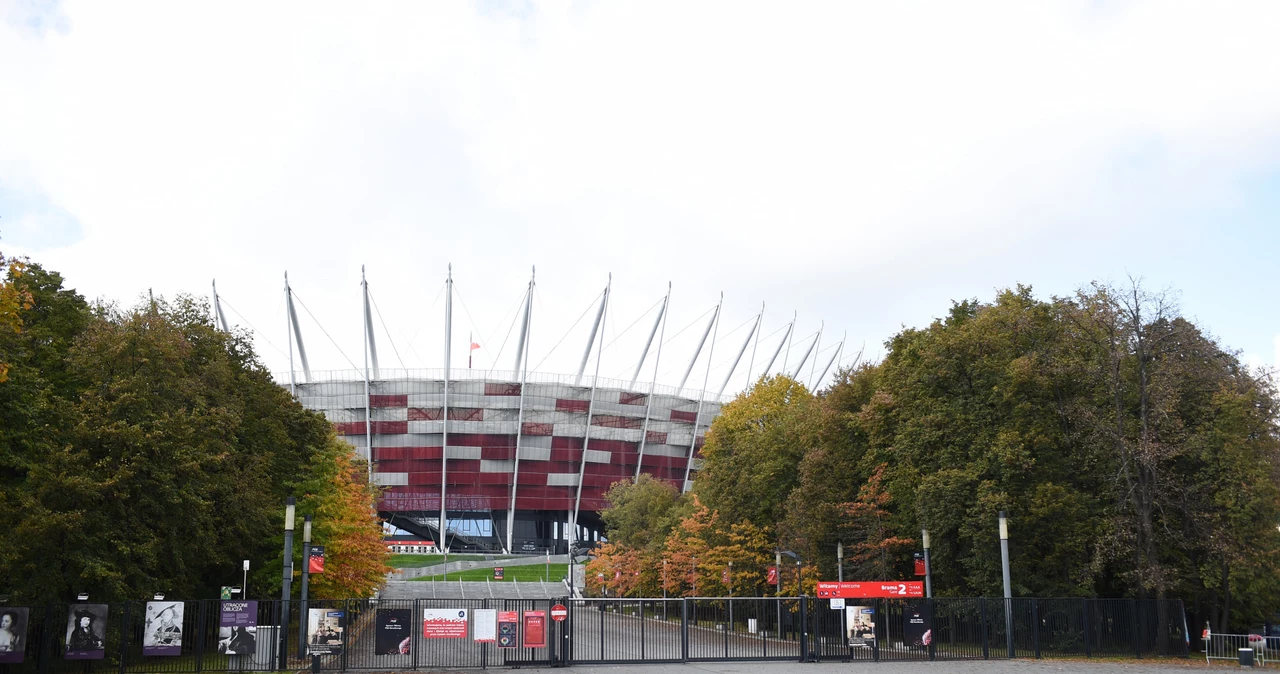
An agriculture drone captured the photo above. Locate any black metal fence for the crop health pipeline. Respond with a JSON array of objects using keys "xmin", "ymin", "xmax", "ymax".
[{"xmin": 0, "ymin": 596, "xmax": 1187, "ymax": 671}]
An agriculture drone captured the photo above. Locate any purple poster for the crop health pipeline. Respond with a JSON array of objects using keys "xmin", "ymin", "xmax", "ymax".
[
  {"xmin": 0, "ymin": 607, "xmax": 28, "ymax": 663},
  {"xmin": 65, "ymin": 604, "xmax": 107, "ymax": 660},
  {"xmin": 217, "ymin": 601, "xmax": 258, "ymax": 655}
]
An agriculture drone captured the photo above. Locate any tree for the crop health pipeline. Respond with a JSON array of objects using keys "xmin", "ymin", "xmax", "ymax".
[
  {"xmin": 600, "ymin": 474, "xmax": 688, "ymax": 551},
  {"xmin": 837, "ymin": 464, "xmax": 915, "ymax": 579},
  {"xmin": 0, "ymin": 250, "xmax": 34, "ymax": 383},
  {"xmin": 297, "ymin": 440, "xmax": 390, "ymax": 599}
]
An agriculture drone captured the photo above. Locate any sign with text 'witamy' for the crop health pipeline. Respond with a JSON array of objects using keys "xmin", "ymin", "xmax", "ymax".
[{"xmin": 815, "ymin": 581, "xmax": 924, "ymax": 599}]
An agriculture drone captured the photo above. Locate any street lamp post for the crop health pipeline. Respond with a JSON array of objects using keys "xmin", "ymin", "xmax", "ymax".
[
  {"xmin": 298, "ymin": 515, "xmax": 312, "ymax": 656},
  {"xmin": 1000, "ymin": 511, "xmax": 1013, "ymax": 659},
  {"xmin": 727, "ymin": 561, "xmax": 734, "ymax": 630},
  {"xmin": 279, "ymin": 497, "xmax": 296, "ymax": 670},
  {"xmin": 922, "ymin": 529, "xmax": 933, "ymax": 599},
  {"xmin": 837, "ymin": 542, "xmax": 844, "ymax": 582}
]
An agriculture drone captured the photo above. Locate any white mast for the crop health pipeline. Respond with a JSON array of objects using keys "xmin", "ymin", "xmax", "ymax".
[
  {"xmin": 635, "ymin": 283, "xmax": 671, "ymax": 480},
  {"xmin": 362, "ymin": 267, "xmax": 380, "ymax": 379},
  {"xmin": 505, "ymin": 267, "xmax": 535, "ymax": 554},
  {"xmin": 439, "ymin": 265, "xmax": 453, "ymax": 551},
  {"xmin": 678, "ymin": 307, "xmax": 718, "ymax": 395},
  {"xmin": 745, "ymin": 302, "xmax": 763, "ymax": 386},
  {"xmin": 211, "ymin": 280, "xmax": 229, "ymax": 332},
  {"xmin": 630, "ymin": 294, "xmax": 668, "ymax": 387},
  {"xmin": 362, "ymin": 266, "xmax": 374, "ymax": 482},
  {"xmin": 760, "ymin": 316, "xmax": 793, "ymax": 378},
  {"xmin": 814, "ymin": 332, "xmax": 844, "ymax": 389},
  {"xmin": 575, "ymin": 289, "xmax": 608, "ymax": 385},
  {"xmin": 284, "ymin": 273, "xmax": 295, "ymax": 396},
  {"xmin": 717, "ymin": 309, "xmax": 760, "ymax": 398},
  {"xmin": 571, "ymin": 275, "xmax": 610, "ymax": 555},
  {"xmin": 790, "ymin": 325, "xmax": 821, "ymax": 380},
  {"xmin": 682, "ymin": 293, "xmax": 721, "ymax": 491}
]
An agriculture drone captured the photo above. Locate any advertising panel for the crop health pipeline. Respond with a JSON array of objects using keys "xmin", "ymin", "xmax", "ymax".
[
  {"xmin": 308, "ymin": 546, "xmax": 325, "ymax": 574},
  {"xmin": 846, "ymin": 605, "xmax": 876, "ymax": 647},
  {"xmin": 217, "ymin": 601, "xmax": 257, "ymax": 655},
  {"xmin": 497, "ymin": 611, "xmax": 519, "ymax": 648},
  {"xmin": 0, "ymin": 607, "xmax": 27, "ymax": 663},
  {"xmin": 142, "ymin": 602, "xmax": 184, "ymax": 656},
  {"xmin": 903, "ymin": 604, "xmax": 931, "ymax": 648},
  {"xmin": 814, "ymin": 581, "xmax": 924, "ymax": 599},
  {"xmin": 522, "ymin": 611, "xmax": 546, "ymax": 649},
  {"xmin": 307, "ymin": 609, "xmax": 344, "ymax": 654},
  {"xmin": 422, "ymin": 609, "xmax": 468, "ymax": 639},
  {"xmin": 65, "ymin": 604, "xmax": 108, "ymax": 660},
  {"xmin": 375, "ymin": 609, "xmax": 412, "ymax": 655}
]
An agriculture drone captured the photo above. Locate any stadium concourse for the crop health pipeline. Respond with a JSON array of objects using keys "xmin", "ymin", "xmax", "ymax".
[{"xmin": 210, "ymin": 268, "xmax": 846, "ymax": 560}]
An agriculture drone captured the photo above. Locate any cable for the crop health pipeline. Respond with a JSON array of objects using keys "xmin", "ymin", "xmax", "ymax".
[
  {"xmin": 290, "ymin": 291, "xmax": 361, "ymax": 371},
  {"xmin": 485, "ymin": 287, "xmax": 528, "ymax": 378},
  {"xmin": 368, "ymin": 290, "xmax": 408, "ymax": 371},
  {"xmin": 530, "ymin": 289, "xmax": 604, "ymax": 373},
  {"xmin": 601, "ymin": 298, "xmax": 663, "ymax": 352},
  {"xmin": 451, "ymin": 284, "xmax": 490, "ymax": 368},
  {"xmin": 219, "ymin": 298, "xmax": 290, "ymax": 360}
]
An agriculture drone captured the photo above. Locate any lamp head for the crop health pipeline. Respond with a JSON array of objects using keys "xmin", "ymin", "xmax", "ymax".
[
  {"xmin": 285, "ymin": 497, "xmax": 296, "ymax": 531},
  {"xmin": 998, "ymin": 511, "xmax": 1008, "ymax": 540}
]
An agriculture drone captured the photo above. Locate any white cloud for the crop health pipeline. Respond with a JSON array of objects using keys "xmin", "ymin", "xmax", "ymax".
[{"xmin": 2, "ymin": 0, "xmax": 1279, "ymax": 392}]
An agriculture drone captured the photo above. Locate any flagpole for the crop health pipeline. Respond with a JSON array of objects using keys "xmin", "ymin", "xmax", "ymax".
[{"xmin": 469, "ymin": 331, "xmax": 472, "ymax": 369}]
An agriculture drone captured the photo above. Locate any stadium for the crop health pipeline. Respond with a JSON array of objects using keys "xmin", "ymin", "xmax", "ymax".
[{"xmin": 213, "ymin": 268, "xmax": 843, "ymax": 556}]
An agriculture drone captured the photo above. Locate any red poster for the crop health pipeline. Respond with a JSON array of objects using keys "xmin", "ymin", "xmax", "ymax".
[
  {"xmin": 308, "ymin": 546, "xmax": 325, "ymax": 574},
  {"xmin": 815, "ymin": 581, "xmax": 925, "ymax": 599},
  {"xmin": 522, "ymin": 611, "xmax": 546, "ymax": 649},
  {"xmin": 767, "ymin": 567, "xmax": 778, "ymax": 585},
  {"xmin": 422, "ymin": 609, "xmax": 468, "ymax": 638}
]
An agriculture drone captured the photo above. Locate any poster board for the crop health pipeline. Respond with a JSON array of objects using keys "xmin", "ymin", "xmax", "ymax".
[
  {"xmin": 472, "ymin": 609, "xmax": 496, "ymax": 643},
  {"xmin": 142, "ymin": 602, "xmax": 184, "ymax": 656},
  {"xmin": 522, "ymin": 611, "xmax": 546, "ymax": 649},
  {"xmin": 0, "ymin": 607, "xmax": 28, "ymax": 663},
  {"xmin": 375, "ymin": 609, "xmax": 411, "ymax": 655},
  {"xmin": 217, "ymin": 601, "xmax": 257, "ymax": 656},
  {"xmin": 846, "ymin": 605, "xmax": 875, "ymax": 647},
  {"xmin": 65, "ymin": 604, "xmax": 108, "ymax": 660},
  {"xmin": 496, "ymin": 611, "xmax": 518, "ymax": 648},
  {"xmin": 422, "ymin": 609, "xmax": 468, "ymax": 639},
  {"xmin": 307, "ymin": 609, "xmax": 345, "ymax": 655}
]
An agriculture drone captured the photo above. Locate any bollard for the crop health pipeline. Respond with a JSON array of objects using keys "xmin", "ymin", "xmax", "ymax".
[
  {"xmin": 310, "ymin": 654, "xmax": 321, "ymax": 674},
  {"xmin": 1239, "ymin": 648, "xmax": 1255, "ymax": 667}
]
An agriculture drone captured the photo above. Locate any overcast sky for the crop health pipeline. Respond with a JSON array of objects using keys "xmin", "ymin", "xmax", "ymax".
[{"xmin": 2, "ymin": 0, "xmax": 1279, "ymax": 395}]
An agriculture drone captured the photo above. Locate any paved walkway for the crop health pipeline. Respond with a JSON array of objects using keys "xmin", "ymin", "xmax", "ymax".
[
  {"xmin": 394, "ymin": 554, "xmax": 570, "ymax": 579},
  {"xmin": 418, "ymin": 659, "xmax": 1216, "ymax": 673}
]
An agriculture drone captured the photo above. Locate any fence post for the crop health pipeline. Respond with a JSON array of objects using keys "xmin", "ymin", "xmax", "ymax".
[
  {"xmin": 1082, "ymin": 598, "xmax": 1091, "ymax": 658},
  {"xmin": 871, "ymin": 599, "xmax": 880, "ymax": 663},
  {"xmin": 1130, "ymin": 598, "xmax": 1141, "ymax": 659},
  {"xmin": 118, "ymin": 603, "xmax": 131, "ymax": 674},
  {"xmin": 1031, "ymin": 599, "xmax": 1040, "ymax": 659},
  {"xmin": 1179, "ymin": 600, "xmax": 1189, "ymax": 659},
  {"xmin": 194, "ymin": 600, "xmax": 206, "ymax": 674},
  {"xmin": 411, "ymin": 599, "xmax": 419, "ymax": 671},
  {"xmin": 799, "ymin": 595, "xmax": 809, "ymax": 662},
  {"xmin": 680, "ymin": 598, "xmax": 689, "ymax": 663},
  {"xmin": 38, "ymin": 604, "xmax": 54, "ymax": 674},
  {"xmin": 980, "ymin": 598, "xmax": 989, "ymax": 660},
  {"xmin": 926, "ymin": 598, "xmax": 936, "ymax": 661}
]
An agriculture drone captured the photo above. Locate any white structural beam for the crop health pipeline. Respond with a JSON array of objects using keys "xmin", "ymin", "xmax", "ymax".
[
  {"xmin": 814, "ymin": 333, "xmax": 844, "ymax": 390},
  {"xmin": 439, "ymin": 265, "xmax": 453, "ymax": 552},
  {"xmin": 745, "ymin": 302, "xmax": 763, "ymax": 386},
  {"xmin": 575, "ymin": 289, "xmax": 608, "ymax": 385},
  {"xmin": 361, "ymin": 266, "xmax": 374, "ymax": 482},
  {"xmin": 505, "ymin": 267, "xmax": 535, "ymax": 554},
  {"xmin": 678, "ymin": 307, "xmax": 718, "ymax": 394},
  {"xmin": 635, "ymin": 282, "xmax": 671, "ymax": 480},
  {"xmin": 790, "ymin": 326, "xmax": 820, "ymax": 380},
  {"xmin": 362, "ymin": 266, "xmax": 380, "ymax": 379},
  {"xmin": 682, "ymin": 293, "xmax": 722, "ymax": 491},
  {"xmin": 571, "ymin": 275, "xmax": 610, "ymax": 553},
  {"xmin": 629, "ymin": 293, "xmax": 668, "ymax": 388},
  {"xmin": 284, "ymin": 272, "xmax": 311, "ymax": 384},
  {"xmin": 807, "ymin": 322, "xmax": 824, "ymax": 385},
  {"xmin": 717, "ymin": 310, "xmax": 760, "ymax": 398},
  {"xmin": 760, "ymin": 317, "xmax": 793, "ymax": 378},
  {"xmin": 211, "ymin": 280, "xmax": 230, "ymax": 332}
]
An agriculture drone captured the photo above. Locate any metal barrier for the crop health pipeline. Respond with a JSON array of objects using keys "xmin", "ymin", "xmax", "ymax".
[
  {"xmin": 1204, "ymin": 633, "xmax": 1270, "ymax": 666},
  {"xmin": 0, "ymin": 596, "xmax": 1188, "ymax": 671}
]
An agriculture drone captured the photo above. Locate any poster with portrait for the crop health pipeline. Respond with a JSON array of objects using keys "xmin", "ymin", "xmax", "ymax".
[
  {"xmin": 65, "ymin": 604, "xmax": 108, "ymax": 660},
  {"xmin": 217, "ymin": 601, "xmax": 258, "ymax": 655},
  {"xmin": 142, "ymin": 602, "xmax": 184, "ymax": 656},
  {"xmin": 375, "ymin": 609, "xmax": 411, "ymax": 655},
  {"xmin": 0, "ymin": 607, "xmax": 28, "ymax": 663},
  {"xmin": 307, "ymin": 609, "xmax": 344, "ymax": 655},
  {"xmin": 845, "ymin": 605, "xmax": 875, "ymax": 647}
]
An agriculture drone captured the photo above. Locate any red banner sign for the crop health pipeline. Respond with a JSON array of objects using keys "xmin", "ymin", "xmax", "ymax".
[
  {"xmin": 815, "ymin": 581, "xmax": 924, "ymax": 599},
  {"xmin": 522, "ymin": 611, "xmax": 546, "ymax": 649},
  {"xmin": 767, "ymin": 567, "xmax": 778, "ymax": 585}
]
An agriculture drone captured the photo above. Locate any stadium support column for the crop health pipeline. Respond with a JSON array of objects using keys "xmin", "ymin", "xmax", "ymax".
[
  {"xmin": 682, "ymin": 294, "xmax": 721, "ymax": 491},
  {"xmin": 678, "ymin": 304, "xmax": 718, "ymax": 395},
  {"xmin": 575, "ymin": 285, "xmax": 608, "ymax": 385},
  {"xmin": 211, "ymin": 280, "xmax": 230, "ymax": 332},
  {"xmin": 760, "ymin": 316, "xmax": 793, "ymax": 378},
  {"xmin": 717, "ymin": 310, "xmax": 760, "ymax": 398},
  {"xmin": 285, "ymin": 273, "xmax": 311, "ymax": 383},
  {"xmin": 362, "ymin": 267, "xmax": 375, "ymax": 481},
  {"xmin": 506, "ymin": 268, "xmax": 535, "ymax": 554},
  {"xmin": 745, "ymin": 302, "xmax": 763, "ymax": 385},
  {"xmin": 572, "ymin": 276, "xmax": 610, "ymax": 553},
  {"xmin": 790, "ymin": 324, "xmax": 820, "ymax": 380},
  {"xmin": 630, "ymin": 288, "xmax": 668, "ymax": 388},
  {"xmin": 440, "ymin": 265, "xmax": 453, "ymax": 552},
  {"xmin": 814, "ymin": 334, "xmax": 844, "ymax": 390},
  {"xmin": 808, "ymin": 322, "xmax": 823, "ymax": 386},
  {"xmin": 783, "ymin": 311, "xmax": 796, "ymax": 372},
  {"xmin": 635, "ymin": 283, "xmax": 671, "ymax": 480}
]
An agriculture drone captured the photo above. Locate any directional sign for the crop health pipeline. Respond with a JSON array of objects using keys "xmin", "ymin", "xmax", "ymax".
[
  {"xmin": 815, "ymin": 581, "xmax": 924, "ymax": 599},
  {"xmin": 550, "ymin": 604, "xmax": 568, "ymax": 622}
]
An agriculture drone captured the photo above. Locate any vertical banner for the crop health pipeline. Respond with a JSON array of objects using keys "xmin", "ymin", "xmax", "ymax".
[
  {"xmin": 903, "ymin": 604, "xmax": 931, "ymax": 648},
  {"xmin": 308, "ymin": 546, "xmax": 325, "ymax": 574},
  {"xmin": 307, "ymin": 609, "xmax": 345, "ymax": 654},
  {"xmin": 375, "ymin": 609, "xmax": 411, "ymax": 655},
  {"xmin": 0, "ymin": 607, "xmax": 28, "ymax": 663},
  {"xmin": 767, "ymin": 567, "xmax": 778, "ymax": 585},
  {"xmin": 846, "ymin": 606, "xmax": 876, "ymax": 647},
  {"xmin": 217, "ymin": 601, "xmax": 258, "ymax": 655},
  {"xmin": 65, "ymin": 604, "xmax": 107, "ymax": 660},
  {"xmin": 522, "ymin": 611, "xmax": 546, "ymax": 649},
  {"xmin": 142, "ymin": 602, "xmax": 184, "ymax": 656},
  {"xmin": 472, "ymin": 609, "xmax": 496, "ymax": 643},
  {"xmin": 422, "ymin": 609, "xmax": 468, "ymax": 639},
  {"xmin": 496, "ymin": 612, "xmax": 519, "ymax": 648}
]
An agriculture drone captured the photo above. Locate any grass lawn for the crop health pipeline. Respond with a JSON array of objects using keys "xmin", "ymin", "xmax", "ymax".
[
  {"xmin": 409, "ymin": 563, "xmax": 569, "ymax": 582},
  {"xmin": 388, "ymin": 553, "xmax": 507, "ymax": 567}
]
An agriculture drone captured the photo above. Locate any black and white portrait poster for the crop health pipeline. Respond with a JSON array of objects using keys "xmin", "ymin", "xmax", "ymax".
[
  {"xmin": 65, "ymin": 604, "xmax": 108, "ymax": 660},
  {"xmin": 142, "ymin": 602, "xmax": 184, "ymax": 656},
  {"xmin": 307, "ymin": 609, "xmax": 344, "ymax": 655},
  {"xmin": 217, "ymin": 601, "xmax": 258, "ymax": 656},
  {"xmin": 0, "ymin": 607, "xmax": 28, "ymax": 663},
  {"xmin": 375, "ymin": 609, "xmax": 411, "ymax": 655}
]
